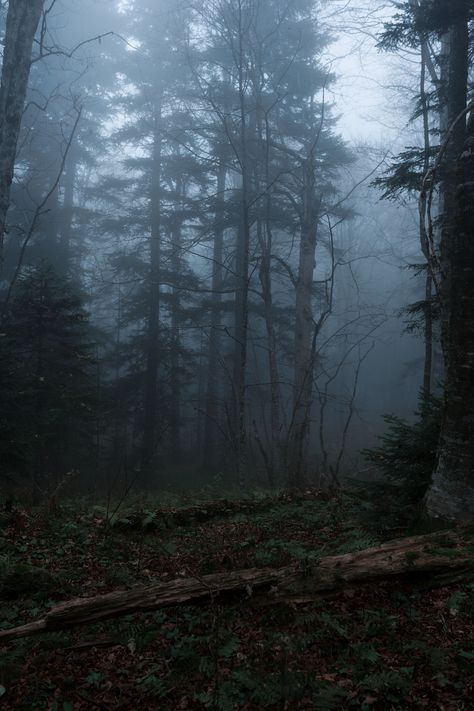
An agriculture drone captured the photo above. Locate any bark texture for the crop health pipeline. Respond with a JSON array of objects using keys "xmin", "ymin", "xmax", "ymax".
[
  {"xmin": 232, "ymin": 4, "xmax": 251, "ymax": 488},
  {"xmin": 1, "ymin": 530, "xmax": 472, "ymax": 643},
  {"xmin": 202, "ymin": 157, "xmax": 226, "ymax": 471},
  {"xmin": 426, "ymin": 110, "xmax": 474, "ymax": 521},
  {"xmin": 141, "ymin": 93, "xmax": 163, "ymax": 476},
  {"xmin": 289, "ymin": 165, "xmax": 321, "ymax": 486},
  {"xmin": 0, "ymin": 0, "xmax": 44, "ymax": 263},
  {"xmin": 425, "ymin": 9, "xmax": 474, "ymax": 522}
]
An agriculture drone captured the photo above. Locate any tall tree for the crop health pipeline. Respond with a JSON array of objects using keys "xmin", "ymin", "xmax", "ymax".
[
  {"xmin": 425, "ymin": 1, "xmax": 474, "ymax": 520},
  {"xmin": 377, "ymin": 0, "xmax": 474, "ymax": 519},
  {"xmin": 195, "ymin": 0, "xmax": 352, "ymax": 485},
  {"xmin": 0, "ymin": 264, "xmax": 96, "ymax": 492}
]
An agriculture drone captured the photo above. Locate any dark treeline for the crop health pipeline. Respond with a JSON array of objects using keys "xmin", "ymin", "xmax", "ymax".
[{"xmin": 0, "ymin": 0, "xmax": 473, "ymax": 522}]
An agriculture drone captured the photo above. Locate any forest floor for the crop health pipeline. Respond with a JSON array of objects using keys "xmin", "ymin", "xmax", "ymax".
[{"xmin": 0, "ymin": 489, "xmax": 473, "ymax": 710}]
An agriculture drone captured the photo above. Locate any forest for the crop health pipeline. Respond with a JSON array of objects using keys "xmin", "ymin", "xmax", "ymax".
[{"xmin": 0, "ymin": 0, "xmax": 473, "ymax": 708}]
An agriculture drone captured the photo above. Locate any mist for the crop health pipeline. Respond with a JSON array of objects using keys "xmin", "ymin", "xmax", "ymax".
[
  {"xmin": 2, "ymin": 1, "xmax": 474, "ymax": 707},
  {"xmin": 0, "ymin": 0, "xmax": 440, "ymax": 495}
]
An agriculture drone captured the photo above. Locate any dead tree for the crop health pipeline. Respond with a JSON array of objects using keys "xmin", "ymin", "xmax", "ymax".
[{"xmin": 1, "ymin": 530, "xmax": 472, "ymax": 643}]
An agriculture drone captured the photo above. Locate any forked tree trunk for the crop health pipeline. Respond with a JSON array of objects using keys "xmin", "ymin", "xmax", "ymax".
[
  {"xmin": 1, "ymin": 531, "xmax": 472, "ymax": 643},
  {"xmin": 0, "ymin": 0, "xmax": 44, "ymax": 267}
]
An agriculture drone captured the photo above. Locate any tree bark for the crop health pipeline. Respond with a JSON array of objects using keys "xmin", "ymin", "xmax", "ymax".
[
  {"xmin": 419, "ymin": 43, "xmax": 434, "ymax": 396},
  {"xmin": 258, "ymin": 109, "xmax": 282, "ymax": 485},
  {"xmin": 425, "ymin": 12, "xmax": 474, "ymax": 521},
  {"xmin": 289, "ymin": 164, "xmax": 320, "ymax": 486},
  {"xmin": 1, "ymin": 530, "xmax": 472, "ymax": 643},
  {"xmin": 141, "ymin": 92, "xmax": 163, "ymax": 477},
  {"xmin": 60, "ymin": 147, "xmax": 77, "ymax": 272},
  {"xmin": 426, "ymin": 112, "xmax": 474, "ymax": 521},
  {"xmin": 202, "ymin": 156, "xmax": 226, "ymax": 471},
  {"xmin": 169, "ymin": 178, "xmax": 184, "ymax": 457},
  {"xmin": 232, "ymin": 0, "xmax": 251, "ymax": 488},
  {"xmin": 0, "ymin": 0, "xmax": 44, "ymax": 267}
]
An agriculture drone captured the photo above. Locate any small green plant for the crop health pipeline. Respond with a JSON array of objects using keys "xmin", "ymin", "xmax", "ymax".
[
  {"xmin": 319, "ymin": 612, "xmax": 350, "ymax": 640},
  {"xmin": 137, "ymin": 669, "xmax": 170, "ymax": 699},
  {"xmin": 358, "ymin": 667, "xmax": 413, "ymax": 704},
  {"xmin": 361, "ymin": 608, "xmax": 399, "ymax": 638},
  {"xmin": 85, "ymin": 670, "xmax": 106, "ymax": 688},
  {"xmin": 361, "ymin": 390, "xmax": 442, "ymax": 530},
  {"xmin": 349, "ymin": 642, "xmax": 380, "ymax": 672},
  {"xmin": 447, "ymin": 589, "xmax": 474, "ymax": 619},
  {"xmin": 311, "ymin": 683, "xmax": 348, "ymax": 710}
]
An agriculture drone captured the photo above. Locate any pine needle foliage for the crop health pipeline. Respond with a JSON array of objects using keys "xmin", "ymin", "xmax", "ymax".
[
  {"xmin": 361, "ymin": 391, "xmax": 442, "ymax": 530},
  {"xmin": 0, "ymin": 265, "xmax": 97, "ymax": 488}
]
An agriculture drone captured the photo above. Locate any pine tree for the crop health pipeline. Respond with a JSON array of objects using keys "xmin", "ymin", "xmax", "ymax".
[
  {"xmin": 195, "ymin": 0, "xmax": 353, "ymax": 485},
  {"xmin": 362, "ymin": 391, "xmax": 442, "ymax": 530},
  {"xmin": 0, "ymin": 265, "xmax": 96, "ymax": 494}
]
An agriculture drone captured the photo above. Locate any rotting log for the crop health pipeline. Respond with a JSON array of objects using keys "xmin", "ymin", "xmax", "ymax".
[{"xmin": 1, "ymin": 531, "xmax": 473, "ymax": 644}]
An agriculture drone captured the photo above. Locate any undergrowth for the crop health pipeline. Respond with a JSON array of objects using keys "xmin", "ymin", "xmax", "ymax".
[
  {"xmin": 360, "ymin": 390, "xmax": 443, "ymax": 533},
  {"xmin": 0, "ymin": 488, "xmax": 472, "ymax": 709}
]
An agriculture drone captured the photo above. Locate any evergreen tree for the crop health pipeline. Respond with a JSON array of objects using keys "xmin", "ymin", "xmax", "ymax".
[
  {"xmin": 0, "ymin": 265, "xmax": 96, "ymax": 494},
  {"xmin": 362, "ymin": 391, "xmax": 442, "ymax": 530},
  {"xmin": 195, "ymin": 0, "xmax": 353, "ymax": 484}
]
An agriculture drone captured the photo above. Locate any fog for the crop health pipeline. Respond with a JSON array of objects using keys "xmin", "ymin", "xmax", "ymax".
[{"xmin": 0, "ymin": 0, "xmax": 437, "ymax": 493}]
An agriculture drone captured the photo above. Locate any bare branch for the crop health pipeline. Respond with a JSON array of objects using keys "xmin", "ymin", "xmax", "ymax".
[{"xmin": 1, "ymin": 105, "xmax": 83, "ymax": 321}]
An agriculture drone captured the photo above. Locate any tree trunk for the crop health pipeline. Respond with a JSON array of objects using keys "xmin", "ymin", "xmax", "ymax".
[
  {"xmin": 419, "ymin": 43, "xmax": 433, "ymax": 396},
  {"xmin": 426, "ymin": 112, "xmax": 474, "ymax": 521},
  {"xmin": 258, "ymin": 244, "xmax": 281, "ymax": 486},
  {"xmin": 232, "ymin": 1, "xmax": 251, "ymax": 488},
  {"xmin": 289, "ymin": 166, "xmax": 320, "ymax": 486},
  {"xmin": 202, "ymin": 156, "xmax": 226, "ymax": 472},
  {"xmin": 60, "ymin": 147, "xmax": 77, "ymax": 272},
  {"xmin": 425, "ymin": 13, "xmax": 474, "ymax": 521},
  {"xmin": 0, "ymin": 0, "xmax": 44, "ymax": 267},
  {"xmin": 1, "ymin": 530, "xmax": 472, "ymax": 643},
  {"xmin": 258, "ymin": 110, "xmax": 282, "ymax": 485},
  {"xmin": 169, "ymin": 179, "xmax": 184, "ymax": 457},
  {"xmin": 141, "ymin": 93, "xmax": 162, "ymax": 478},
  {"xmin": 437, "ymin": 16, "xmax": 469, "ymax": 360}
]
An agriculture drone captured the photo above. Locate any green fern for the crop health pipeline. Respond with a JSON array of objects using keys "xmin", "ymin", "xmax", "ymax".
[
  {"xmin": 312, "ymin": 684, "xmax": 348, "ymax": 710},
  {"xmin": 138, "ymin": 670, "xmax": 170, "ymax": 698}
]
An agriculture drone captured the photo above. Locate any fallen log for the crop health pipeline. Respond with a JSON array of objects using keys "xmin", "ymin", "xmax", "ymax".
[{"xmin": 1, "ymin": 530, "xmax": 473, "ymax": 644}]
